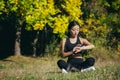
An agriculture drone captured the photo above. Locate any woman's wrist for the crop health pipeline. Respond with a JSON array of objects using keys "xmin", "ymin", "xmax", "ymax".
[
  {"xmin": 71, "ymin": 50, "xmax": 75, "ymax": 55},
  {"xmin": 81, "ymin": 46, "xmax": 86, "ymax": 50}
]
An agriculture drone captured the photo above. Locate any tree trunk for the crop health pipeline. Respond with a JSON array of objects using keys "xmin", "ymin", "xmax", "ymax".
[
  {"xmin": 14, "ymin": 27, "xmax": 21, "ymax": 56},
  {"xmin": 14, "ymin": 20, "xmax": 23, "ymax": 56},
  {"xmin": 33, "ymin": 31, "xmax": 39, "ymax": 57},
  {"xmin": 39, "ymin": 27, "xmax": 47, "ymax": 56}
]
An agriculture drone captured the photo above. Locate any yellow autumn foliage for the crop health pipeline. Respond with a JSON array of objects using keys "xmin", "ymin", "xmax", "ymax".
[
  {"xmin": 52, "ymin": 0, "xmax": 83, "ymax": 37},
  {"xmin": 52, "ymin": 15, "xmax": 68, "ymax": 34},
  {"xmin": 33, "ymin": 22, "xmax": 45, "ymax": 30},
  {"xmin": 63, "ymin": 0, "xmax": 83, "ymax": 18},
  {"xmin": 25, "ymin": 0, "xmax": 109, "ymax": 39},
  {"xmin": 26, "ymin": 0, "xmax": 56, "ymax": 31}
]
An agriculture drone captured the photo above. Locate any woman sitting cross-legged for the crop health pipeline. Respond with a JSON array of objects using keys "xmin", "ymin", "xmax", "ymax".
[{"xmin": 57, "ymin": 20, "xmax": 95, "ymax": 73}]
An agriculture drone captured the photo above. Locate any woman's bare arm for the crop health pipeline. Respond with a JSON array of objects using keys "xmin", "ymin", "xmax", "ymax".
[
  {"xmin": 73, "ymin": 38, "xmax": 94, "ymax": 53},
  {"xmin": 80, "ymin": 38, "xmax": 95, "ymax": 50},
  {"xmin": 61, "ymin": 38, "xmax": 73, "ymax": 58}
]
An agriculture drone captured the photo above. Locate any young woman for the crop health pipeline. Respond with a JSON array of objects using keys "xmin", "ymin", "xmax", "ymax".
[{"xmin": 57, "ymin": 20, "xmax": 95, "ymax": 73}]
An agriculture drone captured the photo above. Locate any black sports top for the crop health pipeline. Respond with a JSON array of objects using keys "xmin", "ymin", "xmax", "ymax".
[{"xmin": 64, "ymin": 37, "xmax": 83, "ymax": 60}]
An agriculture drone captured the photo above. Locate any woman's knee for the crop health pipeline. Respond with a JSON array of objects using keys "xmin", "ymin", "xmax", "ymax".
[
  {"xmin": 57, "ymin": 60, "xmax": 67, "ymax": 69},
  {"xmin": 86, "ymin": 57, "xmax": 95, "ymax": 66},
  {"xmin": 57, "ymin": 60, "xmax": 65, "ymax": 65}
]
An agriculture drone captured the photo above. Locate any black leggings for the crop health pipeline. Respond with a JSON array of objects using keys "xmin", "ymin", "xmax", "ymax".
[{"xmin": 57, "ymin": 57, "xmax": 95, "ymax": 70}]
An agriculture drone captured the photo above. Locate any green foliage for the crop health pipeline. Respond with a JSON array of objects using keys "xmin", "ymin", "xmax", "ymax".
[
  {"xmin": 112, "ymin": 0, "xmax": 120, "ymax": 10},
  {"xmin": 81, "ymin": 0, "xmax": 120, "ymax": 51},
  {"xmin": 104, "ymin": 0, "xmax": 120, "ymax": 50},
  {"xmin": 0, "ymin": 0, "xmax": 5, "ymax": 14},
  {"xmin": 97, "ymin": 0, "xmax": 110, "ymax": 7},
  {"xmin": 81, "ymin": 0, "xmax": 108, "ymax": 47}
]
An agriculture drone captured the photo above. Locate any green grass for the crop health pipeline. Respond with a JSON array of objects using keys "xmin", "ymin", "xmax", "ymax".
[{"xmin": 0, "ymin": 55, "xmax": 120, "ymax": 80}]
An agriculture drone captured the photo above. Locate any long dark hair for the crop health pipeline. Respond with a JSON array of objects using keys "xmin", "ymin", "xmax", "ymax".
[{"xmin": 67, "ymin": 20, "xmax": 80, "ymax": 37}]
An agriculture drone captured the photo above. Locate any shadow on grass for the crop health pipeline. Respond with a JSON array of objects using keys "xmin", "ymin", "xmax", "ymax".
[{"xmin": 0, "ymin": 59, "xmax": 15, "ymax": 62}]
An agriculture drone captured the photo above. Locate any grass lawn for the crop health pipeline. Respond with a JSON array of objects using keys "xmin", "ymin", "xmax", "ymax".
[{"xmin": 0, "ymin": 55, "xmax": 120, "ymax": 80}]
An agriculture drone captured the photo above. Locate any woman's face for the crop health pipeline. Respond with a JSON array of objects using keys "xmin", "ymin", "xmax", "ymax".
[{"xmin": 70, "ymin": 25, "xmax": 80, "ymax": 38}]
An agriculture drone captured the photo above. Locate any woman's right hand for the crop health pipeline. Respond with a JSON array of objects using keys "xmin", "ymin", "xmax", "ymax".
[{"xmin": 73, "ymin": 46, "xmax": 82, "ymax": 53}]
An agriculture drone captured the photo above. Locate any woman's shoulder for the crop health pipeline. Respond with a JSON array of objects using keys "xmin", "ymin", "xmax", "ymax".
[
  {"xmin": 61, "ymin": 38, "xmax": 67, "ymax": 43},
  {"xmin": 79, "ymin": 37, "xmax": 86, "ymax": 41},
  {"xmin": 79, "ymin": 37, "xmax": 88, "ymax": 43}
]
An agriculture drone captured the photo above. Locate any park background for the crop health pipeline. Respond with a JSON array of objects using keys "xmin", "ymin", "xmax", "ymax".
[{"xmin": 0, "ymin": 0, "xmax": 120, "ymax": 80}]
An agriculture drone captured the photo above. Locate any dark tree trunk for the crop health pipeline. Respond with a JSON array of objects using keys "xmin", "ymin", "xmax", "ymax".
[{"xmin": 39, "ymin": 27, "xmax": 47, "ymax": 56}]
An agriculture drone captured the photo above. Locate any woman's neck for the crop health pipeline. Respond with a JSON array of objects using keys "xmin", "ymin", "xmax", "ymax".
[
  {"xmin": 69, "ymin": 36, "xmax": 78, "ymax": 44},
  {"xmin": 69, "ymin": 35, "xmax": 78, "ymax": 39}
]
